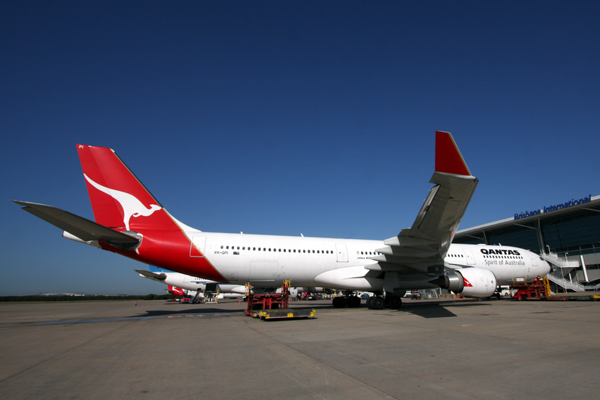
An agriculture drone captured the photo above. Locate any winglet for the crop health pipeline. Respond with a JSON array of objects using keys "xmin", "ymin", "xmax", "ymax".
[{"xmin": 435, "ymin": 131, "xmax": 471, "ymax": 176}]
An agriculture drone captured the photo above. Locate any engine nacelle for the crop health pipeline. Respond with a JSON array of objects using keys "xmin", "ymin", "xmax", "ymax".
[{"xmin": 443, "ymin": 268, "xmax": 497, "ymax": 298}]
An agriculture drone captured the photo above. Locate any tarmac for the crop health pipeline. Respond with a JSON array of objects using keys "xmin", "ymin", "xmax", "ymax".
[{"xmin": 1, "ymin": 297, "xmax": 599, "ymax": 399}]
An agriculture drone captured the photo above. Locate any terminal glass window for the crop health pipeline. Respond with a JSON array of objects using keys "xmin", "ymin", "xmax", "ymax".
[
  {"xmin": 453, "ymin": 235, "xmax": 485, "ymax": 245},
  {"xmin": 542, "ymin": 211, "xmax": 600, "ymax": 255},
  {"xmin": 486, "ymin": 226, "xmax": 540, "ymax": 253}
]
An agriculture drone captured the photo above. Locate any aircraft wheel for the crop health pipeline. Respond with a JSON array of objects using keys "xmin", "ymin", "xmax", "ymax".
[
  {"xmin": 370, "ymin": 296, "xmax": 385, "ymax": 310},
  {"xmin": 389, "ymin": 296, "xmax": 402, "ymax": 309},
  {"xmin": 332, "ymin": 297, "xmax": 347, "ymax": 308},
  {"xmin": 347, "ymin": 295, "xmax": 361, "ymax": 308}
]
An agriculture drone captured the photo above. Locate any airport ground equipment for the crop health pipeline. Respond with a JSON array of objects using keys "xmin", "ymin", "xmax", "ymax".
[
  {"xmin": 256, "ymin": 309, "xmax": 317, "ymax": 320},
  {"xmin": 244, "ymin": 281, "xmax": 316, "ymax": 320},
  {"xmin": 510, "ymin": 276, "xmax": 551, "ymax": 300},
  {"xmin": 244, "ymin": 281, "xmax": 290, "ymax": 315}
]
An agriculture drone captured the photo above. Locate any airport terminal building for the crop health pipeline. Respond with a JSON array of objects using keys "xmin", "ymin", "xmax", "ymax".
[{"xmin": 454, "ymin": 194, "xmax": 600, "ymax": 291}]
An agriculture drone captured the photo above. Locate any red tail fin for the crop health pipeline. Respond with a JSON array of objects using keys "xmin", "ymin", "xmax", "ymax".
[
  {"xmin": 168, "ymin": 286, "xmax": 185, "ymax": 296},
  {"xmin": 77, "ymin": 144, "xmax": 177, "ymax": 232}
]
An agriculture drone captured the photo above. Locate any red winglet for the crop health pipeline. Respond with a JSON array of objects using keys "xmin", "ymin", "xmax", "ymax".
[{"xmin": 435, "ymin": 131, "xmax": 471, "ymax": 176}]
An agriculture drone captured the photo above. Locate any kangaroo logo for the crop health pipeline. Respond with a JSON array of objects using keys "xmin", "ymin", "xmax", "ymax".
[{"xmin": 84, "ymin": 174, "xmax": 162, "ymax": 231}]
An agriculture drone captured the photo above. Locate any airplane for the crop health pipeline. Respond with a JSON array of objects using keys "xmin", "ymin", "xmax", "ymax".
[
  {"xmin": 137, "ymin": 266, "xmax": 247, "ymax": 295},
  {"xmin": 162, "ymin": 284, "xmax": 206, "ymax": 303},
  {"xmin": 164, "ymin": 284, "xmax": 243, "ymax": 302},
  {"xmin": 137, "ymin": 266, "xmax": 314, "ymax": 300},
  {"xmin": 13, "ymin": 131, "xmax": 551, "ymax": 310},
  {"xmin": 138, "ymin": 267, "xmax": 245, "ymax": 303}
]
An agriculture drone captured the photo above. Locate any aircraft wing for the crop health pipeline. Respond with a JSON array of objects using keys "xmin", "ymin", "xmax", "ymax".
[
  {"xmin": 371, "ymin": 131, "xmax": 478, "ymax": 276},
  {"xmin": 13, "ymin": 200, "xmax": 140, "ymax": 250}
]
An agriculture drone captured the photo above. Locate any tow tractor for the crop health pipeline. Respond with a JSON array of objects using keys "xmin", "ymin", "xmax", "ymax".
[{"xmin": 244, "ymin": 280, "xmax": 316, "ymax": 321}]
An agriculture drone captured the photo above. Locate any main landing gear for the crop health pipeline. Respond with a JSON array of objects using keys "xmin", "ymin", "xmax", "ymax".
[
  {"xmin": 332, "ymin": 293, "xmax": 361, "ymax": 308},
  {"xmin": 366, "ymin": 294, "xmax": 402, "ymax": 310},
  {"xmin": 332, "ymin": 292, "xmax": 403, "ymax": 310}
]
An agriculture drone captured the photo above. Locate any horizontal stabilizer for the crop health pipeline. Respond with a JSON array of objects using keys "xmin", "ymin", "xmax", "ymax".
[
  {"xmin": 136, "ymin": 269, "xmax": 167, "ymax": 282},
  {"xmin": 13, "ymin": 200, "xmax": 140, "ymax": 250}
]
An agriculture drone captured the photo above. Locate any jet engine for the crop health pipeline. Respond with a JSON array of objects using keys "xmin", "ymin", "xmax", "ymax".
[{"xmin": 440, "ymin": 268, "xmax": 496, "ymax": 298}]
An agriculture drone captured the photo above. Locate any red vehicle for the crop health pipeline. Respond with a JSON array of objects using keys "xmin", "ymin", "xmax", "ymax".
[{"xmin": 180, "ymin": 297, "xmax": 191, "ymax": 304}]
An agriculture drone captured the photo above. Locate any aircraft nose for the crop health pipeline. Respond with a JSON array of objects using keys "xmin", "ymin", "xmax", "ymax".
[{"xmin": 541, "ymin": 260, "xmax": 552, "ymax": 275}]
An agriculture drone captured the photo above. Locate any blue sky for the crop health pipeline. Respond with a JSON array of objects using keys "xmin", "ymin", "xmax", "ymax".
[{"xmin": 2, "ymin": 1, "xmax": 599, "ymax": 295}]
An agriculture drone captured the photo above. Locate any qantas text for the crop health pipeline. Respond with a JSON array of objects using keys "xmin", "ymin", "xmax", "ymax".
[{"xmin": 480, "ymin": 248, "xmax": 521, "ymax": 256}]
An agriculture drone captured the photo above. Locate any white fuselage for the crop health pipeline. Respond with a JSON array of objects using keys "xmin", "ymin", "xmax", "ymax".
[
  {"xmin": 142, "ymin": 271, "xmax": 247, "ymax": 294},
  {"xmin": 184, "ymin": 231, "xmax": 550, "ymax": 291},
  {"xmin": 160, "ymin": 272, "xmax": 212, "ymax": 292}
]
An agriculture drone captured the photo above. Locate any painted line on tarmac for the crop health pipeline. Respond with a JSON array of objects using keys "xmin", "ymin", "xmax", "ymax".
[{"xmin": 37, "ymin": 312, "xmax": 245, "ymax": 325}]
